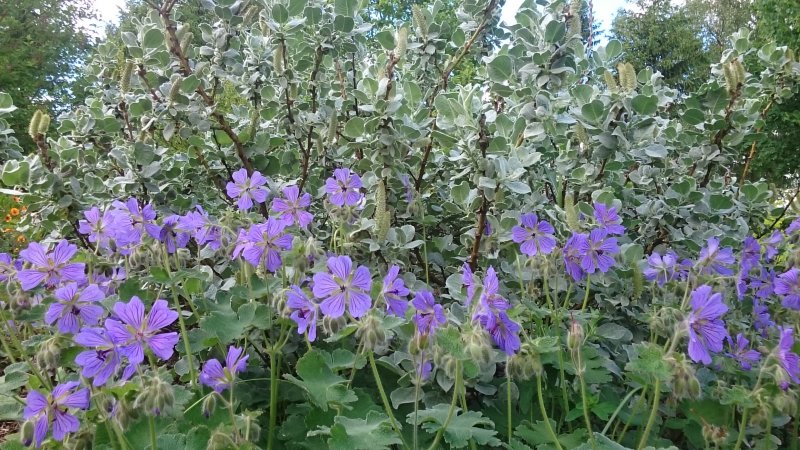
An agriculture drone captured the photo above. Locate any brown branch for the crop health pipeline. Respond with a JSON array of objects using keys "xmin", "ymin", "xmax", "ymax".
[
  {"xmin": 118, "ymin": 101, "xmax": 136, "ymax": 141},
  {"xmin": 136, "ymin": 64, "xmax": 163, "ymax": 103},
  {"xmin": 759, "ymin": 185, "xmax": 800, "ymax": 238},
  {"xmin": 468, "ymin": 113, "xmax": 491, "ymax": 271},
  {"xmin": 698, "ymin": 83, "xmax": 743, "ymax": 188},
  {"xmin": 738, "ymin": 98, "xmax": 775, "ymax": 188}
]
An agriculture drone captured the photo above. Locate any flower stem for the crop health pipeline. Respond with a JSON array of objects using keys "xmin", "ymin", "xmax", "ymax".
[
  {"xmin": 0, "ymin": 310, "xmax": 50, "ymax": 389},
  {"xmin": 162, "ymin": 249, "xmax": 196, "ymax": 387},
  {"xmin": 427, "ymin": 361, "xmax": 461, "ymax": 450},
  {"xmin": 580, "ymin": 275, "xmax": 591, "ymax": 311},
  {"xmin": 368, "ymin": 352, "xmax": 409, "ymax": 449},
  {"xmin": 229, "ymin": 383, "xmax": 239, "ymax": 442},
  {"xmin": 148, "ymin": 415, "xmax": 157, "ymax": 450},
  {"xmin": 601, "ymin": 386, "xmax": 641, "ymax": 435},
  {"xmin": 536, "ymin": 375, "xmax": 563, "ymax": 450},
  {"xmin": 267, "ymin": 351, "xmax": 280, "ymax": 450},
  {"xmin": 733, "ymin": 407, "xmax": 749, "ymax": 450},
  {"xmin": 506, "ymin": 367, "xmax": 513, "ymax": 445},
  {"xmin": 578, "ymin": 370, "xmax": 596, "ymax": 449},
  {"xmin": 636, "ymin": 378, "xmax": 661, "ymax": 450}
]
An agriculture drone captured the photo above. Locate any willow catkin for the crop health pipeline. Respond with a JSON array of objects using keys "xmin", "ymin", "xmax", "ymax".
[
  {"xmin": 574, "ymin": 122, "xmax": 589, "ymax": 147},
  {"xmin": 326, "ymin": 112, "xmax": 338, "ymax": 145},
  {"xmin": 273, "ymin": 43, "xmax": 284, "ymax": 73},
  {"xmin": 180, "ymin": 32, "xmax": 193, "ymax": 55},
  {"xmin": 38, "ymin": 114, "xmax": 50, "ymax": 135},
  {"xmin": 723, "ymin": 62, "xmax": 736, "ymax": 93},
  {"xmin": 242, "ymin": 5, "xmax": 258, "ymax": 24},
  {"xmin": 603, "ymin": 69, "xmax": 618, "ymax": 92},
  {"xmin": 732, "ymin": 59, "xmax": 745, "ymax": 86},
  {"xmin": 568, "ymin": 0, "xmax": 582, "ymax": 36},
  {"xmin": 120, "ymin": 61, "xmax": 133, "ymax": 93},
  {"xmin": 28, "ymin": 110, "xmax": 42, "ymax": 139},
  {"xmin": 374, "ymin": 179, "xmax": 390, "ymax": 240},
  {"xmin": 395, "ymin": 27, "xmax": 408, "ymax": 61},
  {"xmin": 411, "ymin": 5, "xmax": 428, "ymax": 41},
  {"xmin": 564, "ymin": 194, "xmax": 580, "ymax": 229},
  {"xmin": 169, "ymin": 77, "xmax": 182, "ymax": 102},
  {"xmin": 619, "ymin": 62, "xmax": 637, "ymax": 93}
]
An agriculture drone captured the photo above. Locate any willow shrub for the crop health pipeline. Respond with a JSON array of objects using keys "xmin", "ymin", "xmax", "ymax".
[{"xmin": 1, "ymin": 0, "xmax": 800, "ymax": 448}]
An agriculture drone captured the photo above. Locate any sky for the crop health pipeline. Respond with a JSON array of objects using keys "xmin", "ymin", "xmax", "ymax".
[{"xmin": 90, "ymin": 0, "xmax": 630, "ymax": 40}]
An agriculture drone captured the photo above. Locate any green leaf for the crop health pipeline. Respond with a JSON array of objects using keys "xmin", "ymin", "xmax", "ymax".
[
  {"xmin": 544, "ymin": 21, "xmax": 566, "ymax": 43},
  {"xmin": 625, "ymin": 342, "xmax": 670, "ymax": 383},
  {"xmin": 1, "ymin": 160, "xmax": 29, "ymax": 186},
  {"xmin": 0, "ymin": 93, "xmax": 16, "ymax": 114},
  {"xmin": 574, "ymin": 433, "xmax": 633, "ymax": 449},
  {"xmin": 334, "ymin": 0, "xmax": 357, "ymax": 17},
  {"xmin": 410, "ymin": 405, "xmax": 500, "ymax": 448},
  {"xmin": 343, "ymin": 117, "xmax": 365, "ymax": 138},
  {"xmin": 644, "ymin": 144, "xmax": 667, "ymax": 158},
  {"xmin": 631, "ymin": 95, "xmax": 658, "ymax": 116},
  {"xmin": 605, "ymin": 39, "xmax": 622, "ymax": 60},
  {"xmin": 581, "ymin": 100, "xmax": 605, "ymax": 123},
  {"xmin": 487, "ymin": 55, "xmax": 513, "ymax": 82},
  {"xmin": 683, "ymin": 108, "xmax": 705, "ymax": 125},
  {"xmin": 709, "ymin": 194, "xmax": 734, "ymax": 212},
  {"xmin": 284, "ymin": 350, "xmax": 358, "ymax": 411},
  {"xmin": 375, "ymin": 30, "xmax": 395, "ymax": 50},
  {"xmin": 595, "ymin": 323, "xmax": 632, "ymax": 342},
  {"xmin": 571, "ymin": 85, "xmax": 593, "ymax": 104},
  {"xmin": 434, "ymin": 95, "xmax": 455, "ymax": 120},
  {"xmin": 505, "ymin": 180, "xmax": 531, "ymax": 194},
  {"xmin": 272, "ymin": 4, "xmax": 289, "ymax": 23},
  {"xmin": 142, "ymin": 28, "xmax": 164, "ymax": 49},
  {"xmin": 328, "ymin": 411, "xmax": 402, "ymax": 450},
  {"xmin": 199, "ymin": 308, "xmax": 245, "ymax": 344}
]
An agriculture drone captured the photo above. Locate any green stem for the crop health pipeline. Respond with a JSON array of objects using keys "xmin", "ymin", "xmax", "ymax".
[
  {"xmin": 601, "ymin": 386, "xmax": 641, "ymax": 435},
  {"xmin": 148, "ymin": 415, "xmax": 157, "ymax": 450},
  {"xmin": 762, "ymin": 407, "xmax": 772, "ymax": 450},
  {"xmin": 615, "ymin": 386, "xmax": 648, "ymax": 443},
  {"xmin": 162, "ymin": 250, "xmax": 196, "ymax": 387},
  {"xmin": 369, "ymin": 352, "xmax": 409, "ymax": 449},
  {"xmin": 579, "ymin": 370, "xmax": 596, "ymax": 449},
  {"xmin": 0, "ymin": 310, "xmax": 50, "ymax": 389},
  {"xmin": 507, "ymin": 367, "xmax": 513, "ymax": 445},
  {"xmin": 732, "ymin": 407, "xmax": 749, "ymax": 450},
  {"xmin": 229, "ymin": 382, "xmax": 239, "ymax": 442},
  {"xmin": 0, "ymin": 325, "xmax": 17, "ymax": 363},
  {"xmin": 267, "ymin": 351, "xmax": 280, "ymax": 450},
  {"xmin": 427, "ymin": 362, "xmax": 461, "ymax": 450},
  {"xmin": 536, "ymin": 375, "xmax": 563, "ymax": 450},
  {"xmin": 636, "ymin": 378, "xmax": 661, "ymax": 450},
  {"xmin": 580, "ymin": 275, "xmax": 591, "ymax": 311}
]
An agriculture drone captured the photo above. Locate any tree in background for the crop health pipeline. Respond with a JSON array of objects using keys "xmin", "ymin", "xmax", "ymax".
[{"xmin": 0, "ymin": 0, "xmax": 96, "ymax": 150}]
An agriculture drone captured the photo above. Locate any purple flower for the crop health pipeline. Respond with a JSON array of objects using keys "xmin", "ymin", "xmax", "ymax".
[
  {"xmin": 112, "ymin": 198, "xmax": 159, "ymax": 252},
  {"xmin": 382, "ymin": 266, "xmax": 409, "ymax": 317},
  {"xmin": 752, "ymin": 299, "xmax": 774, "ymax": 336},
  {"xmin": 23, "ymin": 382, "xmax": 90, "ymax": 448},
  {"xmin": 226, "ymin": 168, "xmax": 269, "ymax": 211},
  {"xmin": 511, "ymin": 213, "xmax": 557, "ymax": 257},
  {"xmin": 412, "ymin": 290, "xmax": 446, "ymax": 335},
  {"xmin": 578, "ymin": 229, "xmax": 620, "ymax": 274},
  {"xmin": 740, "ymin": 236, "xmax": 761, "ymax": 273},
  {"xmin": 479, "ymin": 311, "xmax": 521, "ymax": 355},
  {"xmin": 563, "ymin": 232, "xmax": 589, "ymax": 281},
  {"xmin": 45, "ymin": 283, "xmax": 105, "ymax": 334},
  {"xmin": 776, "ymin": 268, "xmax": 800, "ymax": 310},
  {"xmin": 0, "ymin": 253, "xmax": 17, "ymax": 282},
  {"xmin": 644, "ymin": 250, "xmax": 688, "ymax": 286},
  {"xmin": 787, "ymin": 217, "xmax": 800, "ymax": 234},
  {"xmin": 593, "ymin": 202, "xmax": 625, "ymax": 235},
  {"xmin": 776, "ymin": 326, "xmax": 800, "ymax": 389},
  {"xmin": 160, "ymin": 215, "xmax": 192, "ymax": 254},
  {"xmin": 78, "ymin": 207, "xmax": 128, "ymax": 250},
  {"xmin": 415, "ymin": 359, "xmax": 432, "ymax": 381},
  {"xmin": 105, "ymin": 296, "xmax": 179, "ymax": 366},
  {"xmin": 238, "ymin": 219, "xmax": 293, "ymax": 272},
  {"xmin": 312, "ymin": 255, "xmax": 372, "ymax": 318},
  {"xmin": 272, "ymin": 185, "xmax": 313, "ymax": 228},
  {"xmin": 696, "ymin": 237, "xmax": 735, "ymax": 276},
  {"xmin": 474, "ymin": 267, "xmax": 510, "ymax": 319},
  {"xmin": 400, "ymin": 174, "xmax": 414, "ymax": 204},
  {"xmin": 17, "ymin": 240, "xmax": 86, "ymax": 290},
  {"xmin": 765, "ymin": 230, "xmax": 783, "ymax": 261},
  {"xmin": 287, "ymin": 286, "xmax": 318, "ymax": 342},
  {"xmin": 462, "ymin": 263, "xmax": 476, "ymax": 306},
  {"xmin": 200, "ymin": 346, "xmax": 249, "ymax": 393},
  {"xmin": 180, "ymin": 206, "xmax": 222, "ymax": 250},
  {"xmin": 74, "ymin": 327, "xmax": 123, "ymax": 386},
  {"xmin": 686, "ymin": 285, "xmax": 728, "ymax": 365},
  {"xmin": 325, "ymin": 168, "xmax": 363, "ymax": 206},
  {"xmin": 725, "ymin": 333, "xmax": 761, "ymax": 370}
]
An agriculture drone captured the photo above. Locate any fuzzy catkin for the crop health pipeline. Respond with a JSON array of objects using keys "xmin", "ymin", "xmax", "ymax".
[
  {"xmin": 273, "ymin": 43, "xmax": 284, "ymax": 73},
  {"xmin": 395, "ymin": 27, "xmax": 408, "ymax": 61},
  {"xmin": 411, "ymin": 5, "xmax": 428, "ymax": 41},
  {"xmin": 568, "ymin": 0, "xmax": 582, "ymax": 36},
  {"xmin": 564, "ymin": 194, "xmax": 580, "ymax": 230},
  {"xmin": 180, "ymin": 32, "xmax": 193, "ymax": 55},
  {"xmin": 38, "ymin": 114, "xmax": 50, "ymax": 135},
  {"xmin": 574, "ymin": 122, "xmax": 589, "ymax": 147},
  {"xmin": 603, "ymin": 70, "xmax": 618, "ymax": 92},
  {"xmin": 374, "ymin": 179, "xmax": 390, "ymax": 241},
  {"xmin": 732, "ymin": 59, "xmax": 745, "ymax": 86},
  {"xmin": 120, "ymin": 61, "xmax": 133, "ymax": 93},
  {"xmin": 618, "ymin": 62, "xmax": 637, "ymax": 93},
  {"xmin": 28, "ymin": 110, "xmax": 42, "ymax": 139},
  {"xmin": 169, "ymin": 77, "xmax": 182, "ymax": 102},
  {"xmin": 326, "ymin": 113, "xmax": 338, "ymax": 145},
  {"xmin": 723, "ymin": 62, "xmax": 736, "ymax": 93}
]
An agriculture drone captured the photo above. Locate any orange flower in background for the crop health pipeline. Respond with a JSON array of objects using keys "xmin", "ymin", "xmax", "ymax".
[
  {"xmin": 16, "ymin": 235, "xmax": 25, "ymax": 243},
  {"xmin": 9, "ymin": 208, "xmax": 19, "ymax": 216},
  {"xmin": 12, "ymin": 197, "xmax": 21, "ymax": 203},
  {"xmin": 4, "ymin": 215, "xmax": 10, "ymax": 223},
  {"xmin": 21, "ymin": 206, "xmax": 27, "ymax": 212}
]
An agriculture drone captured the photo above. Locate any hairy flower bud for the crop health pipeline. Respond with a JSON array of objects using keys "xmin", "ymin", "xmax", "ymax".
[
  {"xmin": 603, "ymin": 69, "xmax": 618, "ymax": 93},
  {"xmin": 668, "ymin": 354, "xmax": 700, "ymax": 401},
  {"xmin": 411, "ymin": 5, "xmax": 428, "ymax": 41},
  {"xmin": 464, "ymin": 327, "xmax": 492, "ymax": 367},
  {"xmin": 66, "ymin": 427, "xmax": 94, "ymax": 450},
  {"xmin": 207, "ymin": 429, "xmax": 236, "ymax": 450},
  {"xmin": 701, "ymin": 423, "xmax": 728, "ymax": 447},
  {"xmin": 618, "ymin": 62, "xmax": 637, "ymax": 93},
  {"xmin": 567, "ymin": 320, "xmax": 584, "ymax": 351},
  {"xmin": 112, "ymin": 398, "xmax": 137, "ymax": 430},
  {"xmin": 374, "ymin": 179, "xmax": 390, "ymax": 241},
  {"xmin": 356, "ymin": 314, "xmax": 386, "ymax": 352},
  {"xmin": 36, "ymin": 336, "xmax": 61, "ymax": 371},
  {"xmin": 135, "ymin": 375, "xmax": 175, "ymax": 416},
  {"xmin": 28, "ymin": 110, "xmax": 42, "ymax": 139},
  {"xmin": 395, "ymin": 27, "xmax": 408, "ymax": 60},
  {"xmin": 38, "ymin": 114, "xmax": 51, "ymax": 135},
  {"xmin": 20, "ymin": 420, "xmax": 34, "ymax": 446},
  {"xmin": 774, "ymin": 389, "xmax": 798, "ymax": 416},
  {"xmin": 120, "ymin": 61, "xmax": 134, "ymax": 93},
  {"xmin": 202, "ymin": 393, "xmax": 218, "ymax": 418},
  {"xmin": 321, "ymin": 314, "xmax": 347, "ymax": 336}
]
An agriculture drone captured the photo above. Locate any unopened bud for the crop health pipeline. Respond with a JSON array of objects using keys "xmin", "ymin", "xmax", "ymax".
[
  {"xmin": 36, "ymin": 337, "xmax": 61, "ymax": 371},
  {"xmin": 668, "ymin": 355, "xmax": 700, "ymax": 401},
  {"xmin": 20, "ymin": 420, "xmax": 34, "ymax": 446},
  {"xmin": 321, "ymin": 315, "xmax": 347, "ymax": 336},
  {"xmin": 773, "ymin": 389, "xmax": 798, "ymax": 416},
  {"xmin": 356, "ymin": 314, "xmax": 386, "ymax": 352},
  {"xmin": 135, "ymin": 375, "xmax": 175, "ymax": 416},
  {"xmin": 207, "ymin": 429, "xmax": 236, "ymax": 450},
  {"xmin": 701, "ymin": 423, "xmax": 728, "ymax": 447},
  {"xmin": 464, "ymin": 328, "xmax": 492, "ymax": 367},
  {"xmin": 567, "ymin": 320, "xmax": 584, "ymax": 351},
  {"xmin": 202, "ymin": 393, "xmax": 218, "ymax": 419}
]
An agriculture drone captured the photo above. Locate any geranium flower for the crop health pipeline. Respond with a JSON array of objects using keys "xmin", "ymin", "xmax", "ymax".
[
  {"xmin": 739, "ymin": 236, "xmax": 761, "ymax": 273},
  {"xmin": 226, "ymin": 168, "xmax": 269, "ymax": 211},
  {"xmin": 686, "ymin": 285, "xmax": 728, "ymax": 365},
  {"xmin": 325, "ymin": 168, "xmax": 362, "ymax": 206},
  {"xmin": 776, "ymin": 326, "xmax": 800, "ymax": 390},
  {"xmin": 412, "ymin": 290, "xmax": 446, "ymax": 335},
  {"xmin": 462, "ymin": 263, "xmax": 477, "ymax": 306},
  {"xmin": 23, "ymin": 382, "xmax": 90, "ymax": 448},
  {"xmin": 78, "ymin": 207, "xmax": 128, "ymax": 250},
  {"xmin": 179, "ymin": 205, "xmax": 222, "ymax": 250},
  {"xmin": 111, "ymin": 198, "xmax": 159, "ymax": 252},
  {"xmin": 74, "ymin": 327, "xmax": 124, "ymax": 386},
  {"xmin": 200, "ymin": 346, "xmax": 249, "ymax": 393},
  {"xmin": 578, "ymin": 228, "xmax": 620, "ymax": 274},
  {"xmin": 0, "ymin": 253, "xmax": 17, "ymax": 282},
  {"xmin": 272, "ymin": 185, "xmax": 313, "ymax": 228},
  {"xmin": 382, "ymin": 265, "xmax": 409, "ymax": 317},
  {"xmin": 287, "ymin": 286, "xmax": 318, "ymax": 342},
  {"xmin": 593, "ymin": 202, "xmax": 625, "ymax": 235},
  {"xmin": 775, "ymin": 268, "xmax": 800, "ymax": 310},
  {"xmin": 511, "ymin": 213, "xmax": 556, "ymax": 257},
  {"xmin": 17, "ymin": 240, "xmax": 86, "ymax": 290},
  {"xmin": 725, "ymin": 333, "xmax": 760, "ymax": 370},
  {"xmin": 764, "ymin": 230, "xmax": 783, "ymax": 261},
  {"xmin": 563, "ymin": 232, "xmax": 589, "ymax": 281},
  {"xmin": 239, "ymin": 219, "xmax": 293, "ymax": 273},
  {"xmin": 696, "ymin": 237, "xmax": 735, "ymax": 276},
  {"xmin": 752, "ymin": 299, "xmax": 774, "ymax": 336},
  {"xmin": 479, "ymin": 311, "xmax": 521, "ymax": 355},
  {"xmin": 644, "ymin": 250, "xmax": 689, "ymax": 286},
  {"xmin": 45, "ymin": 283, "xmax": 105, "ymax": 334},
  {"xmin": 150, "ymin": 215, "xmax": 190, "ymax": 254},
  {"xmin": 105, "ymin": 296, "xmax": 179, "ymax": 366},
  {"xmin": 312, "ymin": 255, "xmax": 372, "ymax": 318},
  {"xmin": 787, "ymin": 217, "xmax": 800, "ymax": 234},
  {"xmin": 473, "ymin": 267, "xmax": 510, "ymax": 321}
]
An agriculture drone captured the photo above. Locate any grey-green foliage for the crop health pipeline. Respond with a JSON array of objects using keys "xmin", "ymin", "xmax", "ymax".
[{"xmin": 1, "ymin": 0, "xmax": 797, "ymax": 265}]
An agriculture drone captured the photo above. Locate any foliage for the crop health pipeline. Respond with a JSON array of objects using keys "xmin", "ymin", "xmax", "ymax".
[
  {"xmin": 0, "ymin": 0, "xmax": 97, "ymax": 149},
  {"xmin": 0, "ymin": 0, "xmax": 798, "ymax": 449}
]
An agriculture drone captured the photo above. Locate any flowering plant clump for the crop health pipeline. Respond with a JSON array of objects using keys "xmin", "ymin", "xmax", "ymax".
[{"xmin": 0, "ymin": 1, "xmax": 799, "ymax": 449}]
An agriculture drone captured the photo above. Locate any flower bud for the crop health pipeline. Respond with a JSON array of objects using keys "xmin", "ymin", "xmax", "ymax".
[
  {"xmin": 464, "ymin": 328, "xmax": 492, "ymax": 367},
  {"xmin": 321, "ymin": 315, "xmax": 347, "ymax": 336},
  {"xmin": 408, "ymin": 333, "xmax": 426, "ymax": 355},
  {"xmin": 202, "ymin": 393, "xmax": 218, "ymax": 419},
  {"xmin": 701, "ymin": 423, "xmax": 728, "ymax": 447},
  {"xmin": 136, "ymin": 375, "xmax": 175, "ymax": 416},
  {"xmin": 66, "ymin": 427, "xmax": 94, "ymax": 450},
  {"xmin": 567, "ymin": 320, "xmax": 584, "ymax": 351},
  {"xmin": 36, "ymin": 336, "xmax": 61, "ymax": 371},
  {"xmin": 20, "ymin": 420, "xmax": 34, "ymax": 446},
  {"xmin": 112, "ymin": 398, "xmax": 137, "ymax": 430},
  {"xmin": 668, "ymin": 355, "xmax": 700, "ymax": 401},
  {"xmin": 355, "ymin": 314, "xmax": 386, "ymax": 352},
  {"xmin": 207, "ymin": 429, "xmax": 236, "ymax": 450},
  {"xmin": 773, "ymin": 389, "xmax": 798, "ymax": 416}
]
